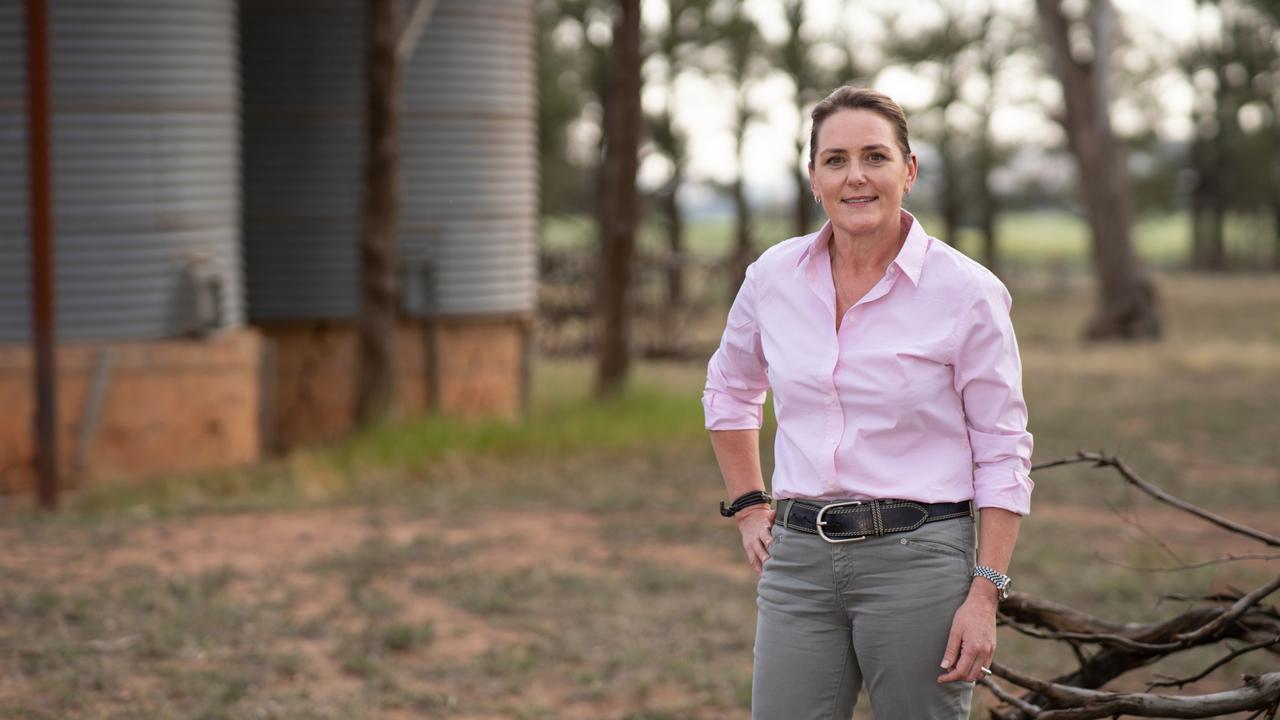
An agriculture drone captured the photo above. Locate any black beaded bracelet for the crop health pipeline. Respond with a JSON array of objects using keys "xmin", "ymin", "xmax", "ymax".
[{"xmin": 720, "ymin": 490, "xmax": 772, "ymax": 517}]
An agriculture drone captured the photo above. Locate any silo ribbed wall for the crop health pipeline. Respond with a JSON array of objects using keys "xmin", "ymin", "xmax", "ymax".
[
  {"xmin": 402, "ymin": 0, "xmax": 538, "ymax": 316},
  {"xmin": 241, "ymin": 0, "xmax": 537, "ymax": 320},
  {"xmin": 0, "ymin": 0, "xmax": 243, "ymax": 342},
  {"xmin": 240, "ymin": 0, "xmax": 364, "ymax": 319}
]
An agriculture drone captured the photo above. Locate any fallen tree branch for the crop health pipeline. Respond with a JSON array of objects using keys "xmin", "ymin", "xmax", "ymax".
[
  {"xmin": 1032, "ymin": 452, "xmax": 1280, "ymax": 547},
  {"xmin": 1148, "ymin": 636, "xmax": 1280, "ymax": 690},
  {"xmin": 985, "ymin": 454, "xmax": 1280, "ymax": 718},
  {"xmin": 998, "ymin": 611, "xmax": 1181, "ymax": 653},
  {"xmin": 1100, "ymin": 552, "xmax": 1280, "ymax": 573},
  {"xmin": 998, "ymin": 594, "xmax": 1128, "ymax": 635},
  {"xmin": 990, "ymin": 664, "xmax": 1280, "ymax": 719},
  {"xmin": 998, "ymin": 593, "xmax": 1268, "ymax": 653},
  {"xmin": 1175, "ymin": 574, "xmax": 1280, "ymax": 646},
  {"xmin": 981, "ymin": 676, "xmax": 1043, "ymax": 716}
]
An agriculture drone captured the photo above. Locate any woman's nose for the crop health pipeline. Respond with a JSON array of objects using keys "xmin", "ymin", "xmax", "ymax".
[{"xmin": 845, "ymin": 163, "xmax": 866, "ymax": 185}]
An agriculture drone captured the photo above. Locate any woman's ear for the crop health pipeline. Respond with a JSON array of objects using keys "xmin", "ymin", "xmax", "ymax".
[{"xmin": 904, "ymin": 153, "xmax": 919, "ymax": 194}]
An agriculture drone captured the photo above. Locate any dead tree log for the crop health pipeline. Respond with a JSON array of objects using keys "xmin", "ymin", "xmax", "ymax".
[
  {"xmin": 986, "ymin": 666, "xmax": 1279, "ymax": 719},
  {"xmin": 985, "ymin": 453, "xmax": 1280, "ymax": 719}
]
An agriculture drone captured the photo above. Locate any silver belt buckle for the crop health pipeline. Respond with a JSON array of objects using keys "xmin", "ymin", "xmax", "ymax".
[{"xmin": 815, "ymin": 500, "xmax": 868, "ymax": 543}]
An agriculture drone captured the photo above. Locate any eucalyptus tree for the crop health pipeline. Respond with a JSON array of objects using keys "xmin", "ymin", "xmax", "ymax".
[
  {"xmin": 970, "ymin": 8, "xmax": 1032, "ymax": 277},
  {"xmin": 774, "ymin": 0, "xmax": 853, "ymax": 238},
  {"xmin": 536, "ymin": 0, "xmax": 597, "ymax": 216},
  {"xmin": 647, "ymin": 0, "xmax": 715, "ymax": 308},
  {"xmin": 1035, "ymin": 0, "xmax": 1163, "ymax": 339},
  {"xmin": 882, "ymin": 11, "xmax": 971, "ymax": 249},
  {"xmin": 595, "ymin": 0, "xmax": 643, "ymax": 397},
  {"xmin": 711, "ymin": 2, "xmax": 769, "ymax": 300},
  {"xmin": 355, "ymin": 0, "xmax": 403, "ymax": 428},
  {"xmin": 1185, "ymin": 0, "xmax": 1280, "ymax": 270},
  {"xmin": 880, "ymin": 1, "xmax": 1030, "ymax": 275},
  {"xmin": 356, "ymin": 0, "xmax": 438, "ymax": 427}
]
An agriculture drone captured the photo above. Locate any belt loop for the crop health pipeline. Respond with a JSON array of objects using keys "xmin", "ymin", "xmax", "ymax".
[
  {"xmin": 780, "ymin": 498, "xmax": 794, "ymax": 528},
  {"xmin": 871, "ymin": 501, "xmax": 883, "ymax": 536}
]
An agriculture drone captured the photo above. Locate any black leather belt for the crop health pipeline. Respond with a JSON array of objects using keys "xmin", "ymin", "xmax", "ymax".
[{"xmin": 776, "ymin": 498, "xmax": 973, "ymax": 543}]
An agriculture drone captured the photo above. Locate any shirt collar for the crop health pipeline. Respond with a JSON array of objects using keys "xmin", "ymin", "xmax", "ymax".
[{"xmin": 796, "ymin": 210, "xmax": 930, "ymax": 287}]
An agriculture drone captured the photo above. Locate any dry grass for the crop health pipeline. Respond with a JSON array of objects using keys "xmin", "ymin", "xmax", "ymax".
[{"xmin": 0, "ymin": 273, "xmax": 1277, "ymax": 719}]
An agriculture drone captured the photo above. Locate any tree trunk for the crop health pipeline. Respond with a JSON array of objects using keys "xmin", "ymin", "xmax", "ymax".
[
  {"xmin": 793, "ymin": 112, "xmax": 811, "ymax": 237},
  {"xmin": 1190, "ymin": 131, "xmax": 1216, "ymax": 270},
  {"xmin": 976, "ymin": 44, "xmax": 1000, "ymax": 277},
  {"xmin": 1035, "ymin": 0, "xmax": 1161, "ymax": 340},
  {"xmin": 662, "ymin": 168, "xmax": 684, "ymax": 309},
  {"xmin": 730, "ymin": 174, "xmax": 754, "ymax": 301},
  {"xmin": 355, "ymin": 0, "xmax": 402, "ymax": 428},
  {"xmin": 936, "ymin": 74, "xmax": 961, "ymax": 248},
  {"xmin": 728, "ymin": 110, "xmax": 754, "ymax": 301},
  {"xmin": 1271, "ymin": 119, "xmax": 1280, "ymax": 271},
  {"xmin": 793, "ymin": 165, "xmax": 810, "ymax": 239},
  {"xmin": 1191, "ymin": 108, "xmax": 1227, "ymax": 271},
  {"xmin": 939, "ymin": 123, "xmax": 961, "ymax": 248},
  {"xmin": 1273, "ymin": 183, "xmax": 1280, "ymax": 272},
  {"xmin": 978, "ymin": 165, "xmax": 999, "ymax": 277},
  {"xmin": 1204, "ymin": 61, "xmax": 1235, "ymax": 271},
  {"xmin": 594, "ymin": 0, "xmax": 642, "ymax": 398}
]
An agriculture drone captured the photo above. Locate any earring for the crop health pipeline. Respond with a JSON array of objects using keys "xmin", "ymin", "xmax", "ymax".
[{"xmin": 813, "ymin": 196, "xmax": 821, "ymax": 204}]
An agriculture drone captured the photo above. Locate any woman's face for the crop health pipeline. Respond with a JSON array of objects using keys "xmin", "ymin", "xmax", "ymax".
[{"xmin": 809, "ymin": 109, "xmax": 917, "ymax": 242}]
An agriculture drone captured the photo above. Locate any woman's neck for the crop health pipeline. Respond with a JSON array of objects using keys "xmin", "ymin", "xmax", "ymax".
[{"xmin": 829, "ymin": 221, "xmax": 906, "ymax": 276}]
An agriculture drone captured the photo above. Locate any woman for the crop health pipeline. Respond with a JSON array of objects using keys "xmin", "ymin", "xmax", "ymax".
[{"xmin": 704, "ymin": 87, "xmax": 1033, "ymax": 719}]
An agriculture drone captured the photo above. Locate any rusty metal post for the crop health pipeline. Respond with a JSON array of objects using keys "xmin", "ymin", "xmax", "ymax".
[{"xmin": 25, "ymin": 0, "xmax": 58, "ymax": 509}]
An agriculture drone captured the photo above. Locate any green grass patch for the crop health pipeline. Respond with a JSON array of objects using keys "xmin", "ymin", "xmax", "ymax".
[
  {"xmin": 331, "ymin": 365, "xmax": 708, "ymax": 472},
  {"xmin": 50, "ymin": 360, "xmax": 712, "ymax": 518}
]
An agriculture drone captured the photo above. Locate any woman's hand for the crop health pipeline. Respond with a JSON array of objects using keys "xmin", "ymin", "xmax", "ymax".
[
  {"xmin": 936, "ymin": 587, "xmax": 998, "ymax": 683},
  {"xmin": 736, "ymin": 504, "xmax": 777, "ymax": 576}
]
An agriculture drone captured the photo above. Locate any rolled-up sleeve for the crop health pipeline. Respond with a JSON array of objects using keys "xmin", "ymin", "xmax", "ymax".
[
  {"xmin": 951, "ymin": 280, "xmax": 1035, "ymax": 515},
  {"xmin": 703, "ymin": 263, "xmax": 770, "ymax": 430}
]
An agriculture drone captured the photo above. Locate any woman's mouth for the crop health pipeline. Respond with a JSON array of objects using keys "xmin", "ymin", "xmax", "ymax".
[{"xmin": 841, "ymin": 196, "xmax": 876, "ymax": 205}]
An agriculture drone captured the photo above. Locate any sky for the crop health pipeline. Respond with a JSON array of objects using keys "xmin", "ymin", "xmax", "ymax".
[{"xmin": 629, "ymin": 0, "xmax": 1202, "ymax": 207}]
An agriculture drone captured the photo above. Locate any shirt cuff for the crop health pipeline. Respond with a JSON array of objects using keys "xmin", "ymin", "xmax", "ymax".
[
  {"xmin": 972, "ymin": 465, "xmax": 1034, "ymax": 516},
  {"xmin": 702, "ymin": 388, "xmax": 765, "ymax": 430}
]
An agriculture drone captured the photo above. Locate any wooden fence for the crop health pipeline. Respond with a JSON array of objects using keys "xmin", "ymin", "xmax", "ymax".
[{"xmin": 536, "ymin": 248, "xmax": 729, "ymax": 360}]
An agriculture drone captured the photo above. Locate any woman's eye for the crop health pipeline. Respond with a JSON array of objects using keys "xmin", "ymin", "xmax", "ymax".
[
  {"xmin": 868, "ymin": 153, "xmax": 885, "ymax": 162},
  {"xmin": 826, "ymin": 156, "xmax": 844, "ymax": 166}
]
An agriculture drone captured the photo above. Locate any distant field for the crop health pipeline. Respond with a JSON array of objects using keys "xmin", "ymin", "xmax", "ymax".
[
  {"xmin": 544, "ymin": 209, "xmax": 1278, "ymax": 274},
  {"xmin": 1, "ymin": 274, "xmax": 1277, "ymax": 719}
]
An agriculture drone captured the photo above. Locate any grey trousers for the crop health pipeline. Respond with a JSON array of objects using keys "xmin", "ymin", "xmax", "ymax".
[{"xmin": 752, "ymin": 500, "xmax": 977, "ymax": 720}]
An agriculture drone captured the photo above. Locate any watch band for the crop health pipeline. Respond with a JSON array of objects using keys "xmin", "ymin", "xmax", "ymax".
[{"xmin": 973, "ymin": 565, "xmax": 1012, "ymax": 600}]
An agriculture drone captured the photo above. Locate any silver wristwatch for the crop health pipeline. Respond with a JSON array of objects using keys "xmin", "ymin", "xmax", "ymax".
[{"xmin": 973, "ymin": 566, "xmax": 1012, "ymax": 600}]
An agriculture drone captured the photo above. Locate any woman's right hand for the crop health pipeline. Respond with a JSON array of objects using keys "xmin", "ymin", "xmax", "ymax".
[{"xmin": 736, "ymin": 504, "xmax": 777, "ymax": 576}]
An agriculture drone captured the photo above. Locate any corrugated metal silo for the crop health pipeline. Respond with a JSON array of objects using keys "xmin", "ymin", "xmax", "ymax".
[
  {"xmin": 0, "ymin": 0, "xmax": 243, "ymax": 342},
  {"xmin": 401, "ymin": 0, "xmax": 538, "ymax": 317},
  {"xmin": 240, "ymin": 0, "xmax": 537, "ymax": 320},
  {"xmin": 240, "ymin": 0, "xmax": 364, "ymax": 319}
]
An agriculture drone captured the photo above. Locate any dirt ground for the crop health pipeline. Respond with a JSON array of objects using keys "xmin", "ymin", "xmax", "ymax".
[{"xmin": 1, "ymin": 491, "xmax": 1275, "ymax": 719}]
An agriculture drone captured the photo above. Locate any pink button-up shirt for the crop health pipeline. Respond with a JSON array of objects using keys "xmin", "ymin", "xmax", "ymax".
[{"xmin": 703, "ymin": 213, "xmax": 1034, "ymax": 515}]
